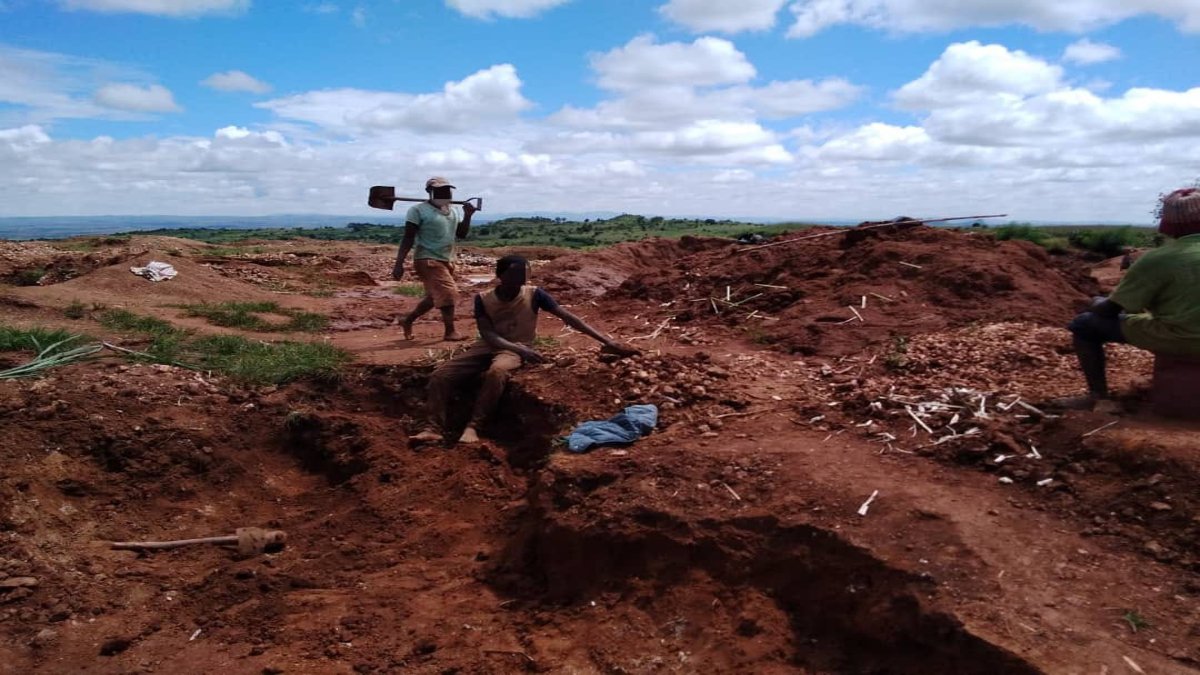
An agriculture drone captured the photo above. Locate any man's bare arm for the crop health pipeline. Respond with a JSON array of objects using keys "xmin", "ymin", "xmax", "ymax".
[
  {"xmin": 456, "ymin": 203, "xmax": 476, "ymax": 239},
  {"xmin": 546, "ymin": 306, "xmax": 638, "ymax": 356},
  {"xmin": 392, "ymin": 223, "xmax": 418, "ymax": 280}
]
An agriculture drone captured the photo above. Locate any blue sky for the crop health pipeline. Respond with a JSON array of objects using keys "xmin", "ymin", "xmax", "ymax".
[{"xmin": 0, "ymin": 0, "xmax": 1197, "ymax": 223}]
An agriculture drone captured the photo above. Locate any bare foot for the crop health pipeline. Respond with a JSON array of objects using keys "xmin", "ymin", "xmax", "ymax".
[
  {"xmin": 457, "ymin": 426, "xmax": 480, "ymax": 444},
  {"xmin": 401, "ymin": 319, "xmax": 415, "ymax": 341},
  {"xmin": 409, "ymin": 428, "xmax": 442, "ymax": 444},
  {"xmin": 442, "ymin": 333, "xmax": 470, "ymax": 342}
]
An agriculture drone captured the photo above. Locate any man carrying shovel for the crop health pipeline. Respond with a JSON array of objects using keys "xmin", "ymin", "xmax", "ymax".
[
  {"xmin": 393, "ymin": 176, "xmax": 477, "ymax": 342},
  {"xmin": 412, "ymin": 255, "xmax": 639, "ymax": 445}
]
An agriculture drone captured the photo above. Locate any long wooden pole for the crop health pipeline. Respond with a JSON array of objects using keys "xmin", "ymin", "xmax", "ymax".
[{"xmin": 736, "ymin": 214, "xmax": 1008, "ymax": 253}]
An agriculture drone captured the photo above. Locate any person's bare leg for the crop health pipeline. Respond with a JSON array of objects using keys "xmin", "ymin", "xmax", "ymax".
[
  {"xmin": 440, "ymin": 306, "xmax": 468, "ymax": 341},
  {"xmin": 457, "ymin": 352, "xmax": 521, "ymax": 443},
  {"xmin": 402, "ymin": 296, "xmax": 435, "ymax": 340}
]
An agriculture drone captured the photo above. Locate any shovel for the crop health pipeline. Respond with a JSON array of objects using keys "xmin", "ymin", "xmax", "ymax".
[
  {"xmin": 110, "ymin": 527, "xmax": 288, "ymax": 557},
  {"xmin": 368, "ymin": 185, "xmax": 484, "ymax": 212}
]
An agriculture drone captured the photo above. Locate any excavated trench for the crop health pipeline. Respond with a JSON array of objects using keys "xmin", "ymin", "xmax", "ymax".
[
  {"xmin": 0, "ymin": 362, "xmax": 1046, "ymax": 672},
  {"xmin": 332, "ymin": 367, "xmax": 1042, "ymax": 673}
]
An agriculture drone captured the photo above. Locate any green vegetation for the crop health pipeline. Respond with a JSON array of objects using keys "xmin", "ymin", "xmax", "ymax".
[
  {"xmin": 991, "ymin": 223, "xmax": 1159, "ymax": 256},
  {"xmin": 468, "ymin": 215, "xmax": 816, "ymax": 248},
  {"xmin": 180, "ymin": 301, "xmax": 328, "ymax": 333},
  {"xmin": 63, "ymin": 301, "xmax": 87, "ymax": 320},
  {"xmin": 99, "ymin": 309, "xmax": 348, "ymax": 384},
  {"xmin": 186, "ymin": 335, "xmax": 348, "ymax": 384},
  {"xmin": 55, "ymin": 235, "xmax": 131, "ymax": 252},
  {"xmin": 0, "ymin": 331, "xmax": 102, "ymax": 380},
  {"xmin": 115, "ymin": 215, "xmax": 1168, "ymax": 259},
  {"xmin": 1122, "ymin": 610, "xmax": 1151, "ymax": 633},
  {"xmin": 393, "ymin": 283, "xmax": 426, "ymax": 297},
  {"xmin": 12, "ymin": 267, "xmax": 46, "ymax": 286},
  {"xmin": 0, "ymin": 326, "xmax": 89, "ymax": 354},
  {"xmin": 120, "ymin": 215, "xmax": 818, "ymax": 250}
]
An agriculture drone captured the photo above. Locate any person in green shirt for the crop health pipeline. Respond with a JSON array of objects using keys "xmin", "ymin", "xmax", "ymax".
[
  {"xmin": 1064, "ymin": 187, "xmax": 1200, "ymax": 411},
  {"xmin": 392, "ymin": 176, "xmax": 477, "ymax": 342}
]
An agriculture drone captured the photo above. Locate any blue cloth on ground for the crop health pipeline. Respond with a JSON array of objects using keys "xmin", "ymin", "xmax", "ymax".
[{"xmin": 566, "ymin": 404, "xmax": 658, "ymax": 453}]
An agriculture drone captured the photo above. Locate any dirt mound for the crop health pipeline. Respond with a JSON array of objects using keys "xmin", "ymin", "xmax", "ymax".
[
  {"xmin": 9, "ymin": 251, "xmax": 284, "ymax": 307},
  {"xmin": 539, "ymin": 235, "xmax": 732, "ymax": 300},
  {"xmin": 612, "ymin": 226, "xmax": 1099, "ymax": 356}
]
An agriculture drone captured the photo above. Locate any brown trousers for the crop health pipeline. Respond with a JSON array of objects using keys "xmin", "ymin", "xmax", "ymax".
[{"xmin": 427, "ymin": 344, "xmax": 522, "ymax": 428}]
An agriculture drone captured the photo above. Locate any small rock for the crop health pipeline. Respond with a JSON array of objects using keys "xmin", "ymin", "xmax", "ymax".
[
  {"xmin": 30, "ymin": 628, "xmax": 57, "ymax": 648},
  {"xmin": 1148, "ymin": 501, "xmax": 1173, "ymax": 512},
  {"xmin": 0, "ymin": 577, "xmax": 38, "ymax": 589},
  {"xmin": 1144, "ymin": 540, "xmax": 1169, "ymax": 559}
]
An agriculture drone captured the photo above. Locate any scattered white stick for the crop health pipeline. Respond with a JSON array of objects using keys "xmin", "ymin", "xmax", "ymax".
[
  {"xmin": 905, "ymin": 406, "xmax": 935, "ymax": 434},
  {"xmin": 1082, "ymin": 421, "xmax": 1119, "ymax": 437},
  {"xmin": 899, "ymin": 261, "xmax": 923, "ymax": 270},
  {"xmin": 754, "ymin": 283, "xmax": 788, "ymax": 290},
  {"xmin": 1036, "ymin": 478, "xmax": 1053, "ymax": 487},
  {"xmin": 720, "ymin": 482, "xmax": 742, "ymax": 501},
  {"xmin": 1026, "ymin": 444, "xmax": 1042, "ymax": 460},
  {"xmin": 857, "ymin": 490, "xmax": 879, "ymax": 516},
  {"xmin": 848, "ymin": 305, "xmax": 864, "ymax": 322},
  {"xmin": 861, "ymin": 296, "xmax": 867, "ymax": 309},
  {"xmin": 1123, "ymin": 656, "xmax": 1145, "ymax": 674},
  {"xmin": 998, "ymin": 477, "xmax": 1014, "ymax": 485},
  {"xmin": 1015, "ymin": 401, "xmax": 1045, "ymax": 416},
  {"xmin": 189, "ymin": 629, "xmax": 202, "ymax": 641},
  {"xmin": 994, "ymin": 454, "xmax": 1010, "ymax": 464},
  {"xmin": 869, "ymin": 292, "xmax": 894, "ymax": 302},
  {"xmin": 726, "ymin": 285, "xmax": 731, "ymax": 301}
]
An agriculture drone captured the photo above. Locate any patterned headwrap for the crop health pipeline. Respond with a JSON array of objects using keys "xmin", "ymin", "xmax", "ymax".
[{"xmin": 1159, "ymin": 187, "xmax": 1200, "ymax": 238}]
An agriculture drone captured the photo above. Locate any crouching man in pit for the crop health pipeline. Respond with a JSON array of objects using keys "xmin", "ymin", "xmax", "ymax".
[
  {"xmin": 411, "ymin": 255, "xmax": 639, "ymax": 444},
  {"xmin": 1063, "ymin": 187, "xmax": 1200, "ymax": 412}
]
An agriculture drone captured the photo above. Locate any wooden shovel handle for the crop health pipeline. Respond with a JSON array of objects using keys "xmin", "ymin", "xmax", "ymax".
[{"xmin": 111, "ymin": 535, "xmax": 237, "ymax": 551}]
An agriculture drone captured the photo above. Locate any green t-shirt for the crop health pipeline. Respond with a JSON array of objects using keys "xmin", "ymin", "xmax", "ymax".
[
  {"xmin": 1111, "ymin": 234, "xmax": 1200, "ymax": 356},
  {"xmin": 406, "ymin": 202, "xmax": 460, "ymax": 262}
]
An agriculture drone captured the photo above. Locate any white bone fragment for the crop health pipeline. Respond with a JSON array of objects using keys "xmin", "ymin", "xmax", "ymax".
[{"xmin": 857, "ymin": 490, "xmax": 879, "ymax": 516}]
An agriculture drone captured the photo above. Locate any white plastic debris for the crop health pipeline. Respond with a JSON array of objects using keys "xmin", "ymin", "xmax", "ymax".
[{"xmin": 130, "ymin": 261, "xmax": 178, "ymax": 282}]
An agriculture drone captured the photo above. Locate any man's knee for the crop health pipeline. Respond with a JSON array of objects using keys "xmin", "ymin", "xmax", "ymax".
[
  {"xmin": 1068, "ymin": 312, "xmax": 1123, "ymax": 344},
  {"xmin": 482, "ymin": 366, "xmax": 512, "ymax": 385}
]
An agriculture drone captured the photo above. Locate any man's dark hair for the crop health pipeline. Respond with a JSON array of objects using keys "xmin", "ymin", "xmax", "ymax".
[{"xmin": 496, "ymin": 254, "xmax": 528, "ymax": 277}]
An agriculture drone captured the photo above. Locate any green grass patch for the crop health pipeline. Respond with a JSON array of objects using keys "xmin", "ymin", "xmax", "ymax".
[
  {"xmin": 97, "ymin": 309, "xmax": 348, "ymax": 384},
  {"xmin": 0, "ymin": 326, "xmax": 87, "ymax": 354},
  {"xmin": 12, "ymin": 267, "xmax": 46, "ymax": 286},
  {"xmin": 63, "ymin": 301, "xmax": 87, "ymax": 320},
  {"xmin": 180, "ymin": 301, "xmax": 328, "ymax": 333},
  {"xmin": 393, "ymin": 283, "xmax": 426, "ymax": 297},
  {"xmin": 187, "ymin": 335, "xmax": 349, "ymax": 384}
]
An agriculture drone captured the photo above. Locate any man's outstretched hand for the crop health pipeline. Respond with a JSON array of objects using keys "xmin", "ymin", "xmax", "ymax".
[
  {"xmin": 517, "ymin": 345, "xmax": 547, "ymax": 364},
  {"xmin": 601, "ymin": 342, "xmax": 640, "ymax": 358},
  {"xmin": 392, "ymin": 265, "xmax": 405, "ymax": 281}
]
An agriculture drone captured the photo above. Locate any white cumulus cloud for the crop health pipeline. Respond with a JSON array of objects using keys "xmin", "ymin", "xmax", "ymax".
[
  {"xmin": 893, "ymin": 41, "xmax": 1063, "ymax": 110},
  {"xmin": 659, "ymin": 0, "xmax": 789, "ymax": 33},
  {"xmin": 93, "ymin": 83, "xmax": 181, "ymax": 113},
  {"xmin": 1063, "ymin": 39, "xmax": 1122, "ymax": 65},
  {"xmin": 202, "ymin": 70, "xmax": 271, "ymax": 94},
  {"xmin": 445, "ymin": 0, "xmax": 571, "ymax": 19},
  {"xmin": 257, "ymin": 64, "xmax": 531, "ymax": 133},
  {"xmin": 59, "ymin": 0, "xmax": 249, "ymax": 17},
  {"xmin": 591, "ymin": 35, "xmax": 756, "ymax": 91},
  {"xmin": 786, "ymin": 0, "xmax": 1200, "ymax": 38}
]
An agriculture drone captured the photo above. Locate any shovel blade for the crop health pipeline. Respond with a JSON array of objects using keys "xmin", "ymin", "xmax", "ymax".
[
  {"xmin": 236, "ymin": 527, "xmax": 288, "ymax": 557},
  {"xmin": 368, "ymin": 185, "xmax": 396, "ymax": 210}
]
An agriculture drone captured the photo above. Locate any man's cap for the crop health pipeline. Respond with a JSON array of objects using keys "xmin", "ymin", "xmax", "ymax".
[
  {"xmin": 425, "ymin": 176, "xmax": 456, "ymax": 190},
  {"xmin": 1161, "ymin": 188, "xmax": 1200, "ymax": 226}
]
